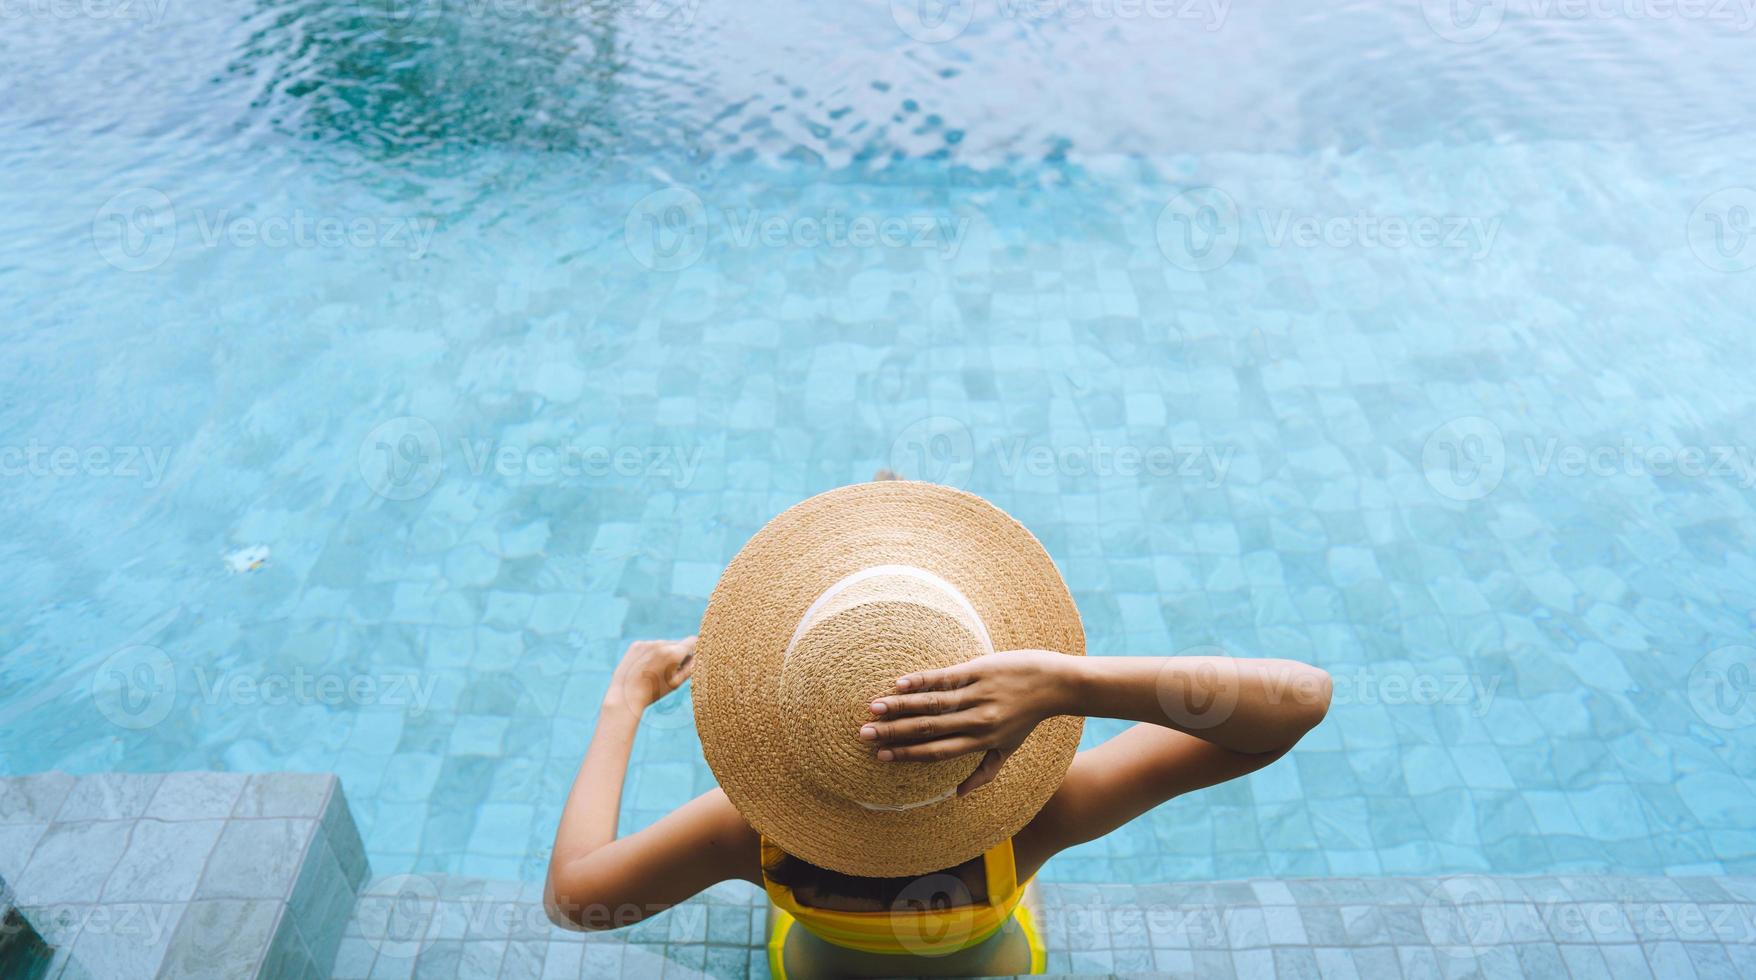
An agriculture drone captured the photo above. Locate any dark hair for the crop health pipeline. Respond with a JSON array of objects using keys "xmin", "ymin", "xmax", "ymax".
[{"xmin": 763, "ymin": 851, "xmax": 989, "ymax": 913}]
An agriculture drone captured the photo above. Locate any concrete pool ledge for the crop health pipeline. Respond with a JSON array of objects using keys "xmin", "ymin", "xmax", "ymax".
[{"xmin": 0, "ymin": 771, "xmax": 369, "ymax": 979}]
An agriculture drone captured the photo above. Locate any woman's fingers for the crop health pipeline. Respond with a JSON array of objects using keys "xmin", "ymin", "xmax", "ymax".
[
  {"xmin": 859, "ymin": 708, "xmax": 989, "ymax": 745},
  {"xmin": 868, "ymin": 688, "xmax": 967, "ymax": 718},
  {"xmin": 873, "ymin": 736, "xmax": 985, "ymax": 762},
  {"xmin": 668, "ymin": 648, "xmax": 696, "ymax": 688},
  {"xmin": 894, "ymin": 663, "xmax": 974, "ymax": 694},
  {"xmin": 955, "ymin": 748, "xmax": 1009, "ymax": 796}
]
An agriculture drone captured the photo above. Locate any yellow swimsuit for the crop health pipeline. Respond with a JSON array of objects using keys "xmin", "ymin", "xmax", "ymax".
[{"xmin": 761, "ymin": 837, "xmax": 1046, "ymax": 977}]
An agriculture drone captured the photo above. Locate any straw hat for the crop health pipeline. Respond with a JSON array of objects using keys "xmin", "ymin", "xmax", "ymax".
[{"xmin": 694, "ymin": 481, "xmax": 1084, "ymax": 878}]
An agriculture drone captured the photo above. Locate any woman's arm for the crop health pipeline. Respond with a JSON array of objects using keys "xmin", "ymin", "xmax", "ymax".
[
  {"xmin": 544, "ymin": 637, "xmax": 762, "ymax": 930},
  {"xmin": 860, "ymin": 651, "xmax": 1332, "ymax": 876},
  {"xmin": 863, "ymin": 651, "xmax": 1331, "ymax": 779}
]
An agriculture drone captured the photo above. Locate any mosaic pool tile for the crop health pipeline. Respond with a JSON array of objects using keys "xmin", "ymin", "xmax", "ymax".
[
  {"xmin": 2, "ymin": 88, "xmax": 1754, "ymax": 893},
  {"xmin": 334, "ymin": 871, "xmax": 1756, "ymax": 979}
]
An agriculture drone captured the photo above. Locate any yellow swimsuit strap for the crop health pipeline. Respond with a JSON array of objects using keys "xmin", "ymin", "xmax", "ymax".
[{"xmin": 760, "ymin": 836, "xmax": 1027, "ymax": 956}]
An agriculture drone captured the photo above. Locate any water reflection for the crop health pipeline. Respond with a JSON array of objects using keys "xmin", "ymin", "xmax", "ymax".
[{"xmin": 226, "ymin": 0, "xmax": 655, "ymax": 158}]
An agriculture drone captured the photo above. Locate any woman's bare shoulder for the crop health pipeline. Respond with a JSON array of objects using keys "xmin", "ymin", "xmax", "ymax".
[{"xmin": 697, "ymin": 787, "xmax": 765, "ymax": 884}]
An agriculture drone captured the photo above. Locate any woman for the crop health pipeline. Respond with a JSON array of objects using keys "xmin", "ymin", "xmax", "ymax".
[{"xmin": 545, "ymin": 482, "xmax": 1331, "ymax": 977}]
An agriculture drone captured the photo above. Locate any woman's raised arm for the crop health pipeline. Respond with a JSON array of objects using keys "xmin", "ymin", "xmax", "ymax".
[
  {"xmin": 543, "ymin": 637, "xmax": 761, "ymax": 930},
  {"xmin": 860, "ymin": 650, "xmax": 1333, "ymax": 878}
]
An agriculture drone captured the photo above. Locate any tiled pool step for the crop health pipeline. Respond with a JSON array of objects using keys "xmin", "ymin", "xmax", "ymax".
[
  {"xmin": 339, "ymin": 870, "xmax": 1756, "ymax": 979},
  {"xmin": 0, "ymin": 772, "xmax": 370, "ymax": 979}
]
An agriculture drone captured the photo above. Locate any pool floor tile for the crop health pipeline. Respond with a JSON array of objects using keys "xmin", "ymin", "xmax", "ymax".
[{"xmin": 317, "ymin": 870, "xmax": 1756, "ymax": 979}]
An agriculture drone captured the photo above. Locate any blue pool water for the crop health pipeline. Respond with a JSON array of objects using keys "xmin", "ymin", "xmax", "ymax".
[{"xmin": 2, "ymin": 0, "xmax": 1754, "ymax": 886}]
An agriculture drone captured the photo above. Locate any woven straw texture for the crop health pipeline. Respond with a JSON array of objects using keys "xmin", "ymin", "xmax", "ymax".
[{"xmin": 694, "ymin": 481, "xmax": 1085, "ymax": 878}]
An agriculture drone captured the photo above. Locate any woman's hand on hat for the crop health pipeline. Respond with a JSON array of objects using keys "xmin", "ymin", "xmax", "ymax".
[
  {"xmin": 858, "ymin": 649, "xmax": 1073, "ymax": 796},
  {"xmin": 605, "ymin": 636, "xmax": 697, "ymax": 715}
]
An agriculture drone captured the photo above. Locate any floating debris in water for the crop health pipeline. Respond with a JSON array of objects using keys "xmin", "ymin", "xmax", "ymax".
[{"xmin": 224, "ymin": 546, "xmax": 270, "ymax": 573}]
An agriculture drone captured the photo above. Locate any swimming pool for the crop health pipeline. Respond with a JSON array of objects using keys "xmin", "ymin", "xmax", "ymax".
[{"xmin": 1, "ymin": 0, "xmax": 1753, "ymax": 888}]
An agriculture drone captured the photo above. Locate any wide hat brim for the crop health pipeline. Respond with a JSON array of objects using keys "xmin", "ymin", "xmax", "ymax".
[{"xmin": 694, "ymin": 481, "xmax": 1084, "ymax": 878}]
